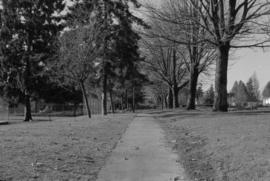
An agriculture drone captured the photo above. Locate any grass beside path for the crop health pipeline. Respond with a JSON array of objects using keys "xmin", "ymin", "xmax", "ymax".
[
  {"xmin": 154, "ymin": 110, "xmax": 270, "ymax": 181},
  {"xmin": 0, "ymin": 114, "xmax": 134, "ymax": 181}
]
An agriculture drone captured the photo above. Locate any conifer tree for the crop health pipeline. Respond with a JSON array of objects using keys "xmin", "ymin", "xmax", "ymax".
[
  {"xmin": 246, "ymin": 73, "xmax": 260, "ymax": 101},
  {"xmin": 0, "ymin": 0, "xmax": 65, "ymax": 121},
  {"xmin": 230, "ymin": 80, "xmax": 250, "ymax": 107}
]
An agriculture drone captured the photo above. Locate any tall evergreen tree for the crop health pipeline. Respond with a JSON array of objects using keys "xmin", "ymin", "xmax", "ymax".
[
  {"xmin": 246, "ymin": 73, "xmax": 260, "ymax": 101},
  {"xmin": 0, "ymin": 0, "xmax": 65, "ymax": 121},
  {"xmin": 230, "ymin": 80, "xmax": 250, "ymax": 107},
  {"xmin": 69, "ymin": 0, "xmax": 147, "ymax": 115},
  {"xmin": 246, "ymin": 78, "xmax": 256, "ymax": 101}
]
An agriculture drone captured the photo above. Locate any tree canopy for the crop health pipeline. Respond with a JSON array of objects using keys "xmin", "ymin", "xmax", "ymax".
[{"xmin": 0, "ymin": 0, "xmax": 66, "ymax": 121}]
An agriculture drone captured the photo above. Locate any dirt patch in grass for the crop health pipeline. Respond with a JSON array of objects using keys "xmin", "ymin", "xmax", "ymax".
[
  {"xmin": 155, "ymin": 110, "xmax": 270, "ymax": 181},
  {"xmin": 0, "ymin": 114, "xmax": 134, "ymax": 181}
]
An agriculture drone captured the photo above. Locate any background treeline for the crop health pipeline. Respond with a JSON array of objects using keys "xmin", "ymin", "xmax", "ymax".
[
  {"xmin": 142, "ymin": 0, "xmax": 270, "ymax": 111},
  {"xmin": 1, "ymin": 0, "xmax": 270, "ymax": 121}
]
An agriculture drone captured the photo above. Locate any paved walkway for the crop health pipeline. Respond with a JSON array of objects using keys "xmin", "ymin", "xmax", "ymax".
[{"xmin": 96, "ymin": 114, "xmax": 187, "ymax": 181}]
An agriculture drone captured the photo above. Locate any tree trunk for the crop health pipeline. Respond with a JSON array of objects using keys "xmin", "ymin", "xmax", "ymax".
[
  {"xmin": 109, "ymin": 89, "xmax": 115, "ymax": 113},
  {"xmin": 171, "ymin": 87, "xmax": 176, "ymax": 109},
  {"xmin": 23, "ymin": 57, "xmax": 32, "ymax": 122},
  {"xmin": 213, "ymin": 44, "xmax": 230, "ymax": 112},
  {"xmin": 187, "ymin": 66, "xmax": 199, "ymax": 110},
  {"xmin": 161, "ymin": 95, "xmax": 164, "ymax": 110},
  {"xmin": 121, "ymin": 95, "xmax": 124, "ymax": 111},
  {"xmin": 173, "ymin": 85, "xmax": 179, "ymax": 108},
  {"xmin": 168, "ymin": 88, "xmax": 173, "ymax": 109},
  {"xmin": 24, "ymin": 92, "xmax": 32, "ymax": 122},
  {"xmin": 80, "ymin": 81, "xmax": 91, "ymax": 118},
  {"xmin": 172, "ymin": 49, "xmax": 178, "ymax": 108},
  {"xmin": 164, "ymin": 93, "xmax": 168, "ymax": 108},
  {"xmin": 132, "ymin": 87, "xmax": 135, "ymax": 113},
  {"xmin": 125, "ymin": 89, "xmax": 128, "ymax": 110},
  {"xmin": 102, "ymin": 2, "xmax": 108, "ymax": 116},
  {"xmin": 102, "ymin": 72, "xmax": 107, "ymax": 115}
]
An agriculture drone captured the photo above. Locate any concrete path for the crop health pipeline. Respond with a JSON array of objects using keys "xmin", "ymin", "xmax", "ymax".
[{"xmin": 96, "ymin": 114, "xmax": 187, "ymax": 181}]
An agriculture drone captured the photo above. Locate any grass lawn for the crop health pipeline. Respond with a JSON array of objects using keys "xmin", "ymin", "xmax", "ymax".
[
  {"xmin": 0, "ymin": 114, "xmax": 134, "ymax": 181},
  {"xmin": 154, "ymin": 109, "xmax": 270, "ymax": 181}
]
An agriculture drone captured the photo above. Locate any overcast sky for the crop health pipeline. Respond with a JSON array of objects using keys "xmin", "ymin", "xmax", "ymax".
[{"xmin": 138, "ymin": 0, "xmax": 270, "ymax": 92}]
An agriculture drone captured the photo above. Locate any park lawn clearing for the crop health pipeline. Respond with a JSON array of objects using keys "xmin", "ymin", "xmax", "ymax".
[
  {"xmin": 155, "ymin": 110, "xmax": 270, "ymax": 181},
  {"xmin": 0, "ymin": 114, "xmax": 134, "ymax": 181}
]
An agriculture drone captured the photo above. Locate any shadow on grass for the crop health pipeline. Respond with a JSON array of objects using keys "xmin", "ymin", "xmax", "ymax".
[
  {"xmin": 0, "ymin": 121, "xmax": 9, "ymax": 125},
  {"xmin": 0, "ymin": 118, "xmax": 53, "ymax": 127},
  {"xmin": 14, "ymin": 113, "xmax": 83, "ymax": 117}
]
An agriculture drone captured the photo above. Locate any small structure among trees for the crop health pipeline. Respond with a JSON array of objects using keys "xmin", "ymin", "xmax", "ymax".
[{"xmin": 263, "ymin": 81, "xmax": 270, "ymax": 106}]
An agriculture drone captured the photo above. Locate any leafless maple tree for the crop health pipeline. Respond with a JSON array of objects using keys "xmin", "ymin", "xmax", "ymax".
[
  {"xmin": 148, "ymin": 1, "xmax": 216, "ymax": 110},
  {"xmin": 53, "ymin": 22, "xmax": 102, "ymax": 118},
  {"xmin": 141, "ymin": 35, "xmax": 188, "ymax": 108},
  {"xmin": 145, "ymin": 0, "xmax": 270, "ymax": 111}
]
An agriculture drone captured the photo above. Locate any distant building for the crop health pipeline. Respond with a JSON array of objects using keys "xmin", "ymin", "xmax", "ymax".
[{"xmin": 263, "ymin": 97, "xmax": 270, "ymax": 106}]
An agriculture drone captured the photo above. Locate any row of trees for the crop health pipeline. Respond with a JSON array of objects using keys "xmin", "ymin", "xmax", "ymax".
[
  {"xmin": 230, "ymin": 73, "xmax": 260, "ymax": 106},
  {"xmin": 0, "ymin": 0, "xmax": 147, "ymax": 121},
  {"xmin": 1, "ymin": 0, "xmax": 270, "ymax": 121},
  {"xmin": 143, "ymin": 0, "xmax": 270, "ymax": 112}
]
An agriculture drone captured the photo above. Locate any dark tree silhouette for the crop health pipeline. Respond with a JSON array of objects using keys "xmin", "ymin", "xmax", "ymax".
[{"xmin": 0, "ymin": 0, "xmax": 65, "ymax": 121}]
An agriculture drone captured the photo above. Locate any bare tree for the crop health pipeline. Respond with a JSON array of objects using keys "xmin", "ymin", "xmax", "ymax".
[
  {"xmin": 191, "ymin": 0, "xmax": 270, "ymax": 111},
  {"xmin": 144, "ymin": 0, "xmax": 216, "ymax": 110},
  {"xmin": 163, "ymin": 1, "xmax": 216, "ymax": 110},
  {"xmin": 141, "ymin": 36, "xmax": 188, "ymax": 108},
  {"xmin": 54, "ymin": 22, "xmax": 102, "ymax": 118},
  {"xmin": 149, "ymin": 80, "xmax": 168, "ymax": 109},
  {"xmin": 146, "ymin": 0, "xmax": 270, "ymax": 111}
]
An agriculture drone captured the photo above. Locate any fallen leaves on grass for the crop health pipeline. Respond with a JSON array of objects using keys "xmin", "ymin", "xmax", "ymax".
[
  {"xmin": 0, "ymin": 114, "xmax": 134, "ymax": 181},
  {"xmin": 156, "ymin": 110, "xmax": 270, "ymax": 181}
]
